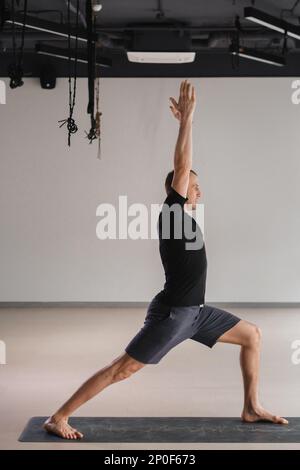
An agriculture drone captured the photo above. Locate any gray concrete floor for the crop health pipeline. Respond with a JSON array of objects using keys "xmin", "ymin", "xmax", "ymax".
[{"xmin": 0, "ymin": 307, "xmax": 299, "ymax": 450}]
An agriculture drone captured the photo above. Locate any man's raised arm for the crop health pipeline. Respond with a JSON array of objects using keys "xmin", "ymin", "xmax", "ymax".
[{"xmin": 169, "ymin": 79, "xmax": 196, "ymax": 198}]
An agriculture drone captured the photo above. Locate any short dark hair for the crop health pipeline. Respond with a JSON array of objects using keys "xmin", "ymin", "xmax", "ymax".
[{"xmin": 165, "ymin": 169, "xmax": 197, "ymax": 196}]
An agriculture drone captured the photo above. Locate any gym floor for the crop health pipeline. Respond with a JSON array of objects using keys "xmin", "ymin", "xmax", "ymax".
[{"xmin": 0, "ymin": 306, "xmax": 299, "ymax": 450}]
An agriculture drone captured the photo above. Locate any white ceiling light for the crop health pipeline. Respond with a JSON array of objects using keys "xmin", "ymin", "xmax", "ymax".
[
  {"xmin": 92, "ymin": 1, "xmax": 102, "ymax": 13},
  {"xmin": 128, "ymin": 30, "xmax": 194, "ymax": 64},
  {"xmin": 230, "ymin": 46, "xmax": 285, "ymax": 67},
  {"xmin": 35, "ymin": 44, "xmax": 112, "ymax": 67},
  {"xmin": 244, "ymin": 17, "xmax": 285, "ymax": 34},
  {"xmin": 127, "ymin": 51, "xmax": 195, "ymax": 64},
  {"xmin": 244, "ymin": 6, "xmax": 300, "ymax": 41},
  {"xmin": 5, "ymin": 12, "xmax": 92, "ymax": 42}
]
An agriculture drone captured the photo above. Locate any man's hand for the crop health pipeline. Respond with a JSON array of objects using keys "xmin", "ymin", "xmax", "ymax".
[{"xmin": 169, "ymin": 79, "xmax": 196, "ymax": 123}]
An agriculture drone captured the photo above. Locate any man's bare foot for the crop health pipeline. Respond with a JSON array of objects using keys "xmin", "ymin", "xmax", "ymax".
[
  {"xmin": 241, "ymin": 405, "xmax": 288, "ymax": 425},
  {"xmin": 43, "ymin": 416, "xmax": 84, "ymax": 439}
]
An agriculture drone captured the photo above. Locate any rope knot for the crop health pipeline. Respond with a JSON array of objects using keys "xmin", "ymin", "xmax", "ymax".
[{"xmin": 8, "ymin": 64, "xmax": 24, "ymax": 89}]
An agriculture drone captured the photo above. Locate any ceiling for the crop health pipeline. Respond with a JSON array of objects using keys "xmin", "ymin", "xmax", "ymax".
[{"xmin": 1, "ymin": 0, "xmax": 300, "ymax": 77}]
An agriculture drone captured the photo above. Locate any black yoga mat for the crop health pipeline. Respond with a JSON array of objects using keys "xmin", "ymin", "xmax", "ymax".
[{"xmin": 19, "ymin": 416, "xmax": 299, "ymax": 443}]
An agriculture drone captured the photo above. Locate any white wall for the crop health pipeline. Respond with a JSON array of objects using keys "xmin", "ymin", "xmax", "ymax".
[{"xmin": 0, "ymin": 77, "xmax": 300, "ymax": 302}]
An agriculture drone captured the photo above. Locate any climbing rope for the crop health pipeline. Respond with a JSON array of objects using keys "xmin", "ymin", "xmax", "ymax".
[
  {"xmin": 58, "ymin": 0, "xmax": 79, "ymax": 146},
  {"xmin": 95, "ymin": 75, "xmax": 102, "ymax": 159}
]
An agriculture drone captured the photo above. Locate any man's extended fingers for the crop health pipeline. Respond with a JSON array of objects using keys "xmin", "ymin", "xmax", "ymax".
[
  {"xmin": 184, "ymin": 80, "xmax": 191, "ymax": 100},
  {"xmin": 169, "ymin": 97, "xmax": 178, "ymax": 108},
  {"xmin": 191, "ymin": 85, "xmax": 196, "ymax": 101},
  {"xmin": 186, "ymin": 82, "xmax": 191, "ymax": 99},
  {"xmin": 169, "ymin": 104, "xmax": 177, "ymax": 115},
  {"xmin": 180, "ymin": 80, "xmax": 185, "ymax": 95},
  {"xmin": 179, "ymin": 80, "xmax": 185, "ymax": 101},
  {"xmin": 177, "ymin": 79, "xmax": 195, "ymax": 108},
  {"xmin": 183, "ymin": 79, "xmax": 188, "ymax": 98}
]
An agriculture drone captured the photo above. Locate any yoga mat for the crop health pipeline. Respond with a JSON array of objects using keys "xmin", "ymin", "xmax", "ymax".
[{"xmin": 18, "ymin": 417, "xmax": 299, "ymax": 443}]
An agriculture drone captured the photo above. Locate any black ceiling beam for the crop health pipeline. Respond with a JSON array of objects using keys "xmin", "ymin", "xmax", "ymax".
[
  {"xmin": 92, "ymin": 25, "xmax": 266, "ymax": 33},
  {"xmin": 3, "ymin": 50, "xmax": 300, "ymax": 77}
]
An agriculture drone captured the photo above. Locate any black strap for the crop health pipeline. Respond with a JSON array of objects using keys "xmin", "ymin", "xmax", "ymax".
[
  {"xmin": 282, "ymin": 30, "xmax": 288, "ymax": 57},
  {"xmin": 0, "ymin": 0, "xmax": 6, "ymax": 31},
  {"xmin": 85, "ymin": 1, "xmax": 97, "ymax": 143},
  {"xmin": 8, "ymin": 0, "xmax": 27, "ymax": 88},
  {"xmin": 231, "ymin": 15, "xmax": 241, "ymax": 70}
]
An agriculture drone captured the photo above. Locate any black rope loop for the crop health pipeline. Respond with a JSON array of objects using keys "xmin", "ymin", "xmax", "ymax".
[
  {"xmin": 58, "ymin": 117, "xmax": 78, "ymax": 134},
  {"xmin": 8, "ymin": 63, "xmax": 24, "ymax": 88}
]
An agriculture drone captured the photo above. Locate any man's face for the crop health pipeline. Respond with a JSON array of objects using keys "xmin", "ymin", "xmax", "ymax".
[{"xmin": 186, "ymin": 172, "xmax": 202, "ymax": 210}]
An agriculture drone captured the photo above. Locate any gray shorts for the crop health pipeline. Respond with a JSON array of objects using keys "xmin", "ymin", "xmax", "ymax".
[{"xmin": 125, "ymin": 297, "xmax": 241, "ymax": 364}]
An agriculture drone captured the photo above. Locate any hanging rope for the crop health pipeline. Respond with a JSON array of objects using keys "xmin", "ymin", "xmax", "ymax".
[
  {"xmin": 0, "ymin": 0, "xmax": 6, "ymax": 32},
  {"xmin": 8, "ymin": 0, "xmax": 27, "ymax": 88},
  {"xmin": 95, "ymin": 75, "xmax": 102, "ymax": 159},
  {"xmin": 58, "ymin": 0, "xmax": 79, "ymax": 146},
  {"xmin": 85, "ymin": 1, "xmax": 97, "ymax": 143},
  {"xmin": 231, "ymin": 15, "xmax": 241, "ymax": 70},
  {"xmin": 90, "ymin": 2, "xmax": 103, "ymax": 158},
  {"xmin": 282, "ymin": 30, "xmax": 288, "ymax": 57}
]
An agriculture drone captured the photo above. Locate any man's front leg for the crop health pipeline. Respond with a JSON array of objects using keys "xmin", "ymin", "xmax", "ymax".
[{"xmin": 217, "ymin": 319, "xmax": 288, "ymax": 425}]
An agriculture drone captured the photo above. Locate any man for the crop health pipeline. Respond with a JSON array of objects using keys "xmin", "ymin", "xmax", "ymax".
[{"xmin": 44, "ymin": 80, "xmax": 287, "ymax": 440}]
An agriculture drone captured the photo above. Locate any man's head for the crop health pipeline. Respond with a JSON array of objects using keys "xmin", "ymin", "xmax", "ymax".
[{"xmin": 165, "ymin": 169, "xmax": 202, "ymax": 209}]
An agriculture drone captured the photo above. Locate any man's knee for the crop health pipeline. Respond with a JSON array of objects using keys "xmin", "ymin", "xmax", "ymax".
[
  {"xmin": 245, "ymin": 323, "xmax": 262, "ymax": 347},
  {"xmin": 111, "ymin": 352, "xmax": 146, "ymax": 382}
]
